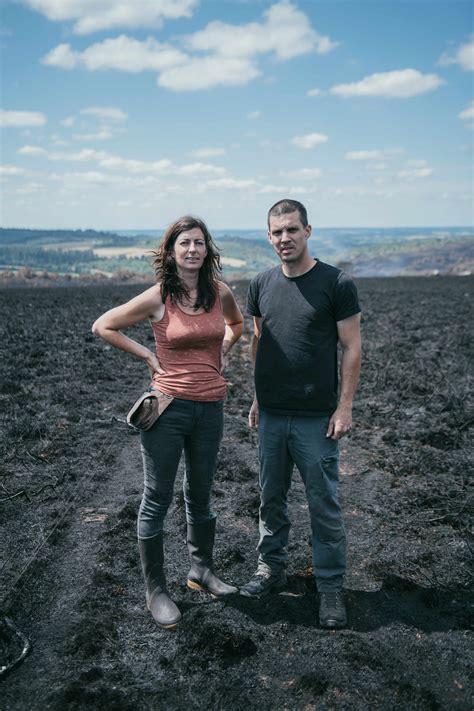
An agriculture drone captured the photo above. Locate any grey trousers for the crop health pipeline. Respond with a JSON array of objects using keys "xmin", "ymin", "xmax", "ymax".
[
  {"xmin": 257, "ymin": 409, "xmax": 346, "ymax": 592},
  {"xmin": 138, "ymin": 398, "xmax": 224, "ymax": 540}
]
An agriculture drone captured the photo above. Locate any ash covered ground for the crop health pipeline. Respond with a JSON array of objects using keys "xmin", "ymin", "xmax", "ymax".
[{"xmin": 1, "ymin": 277, "xmax": 473, "ymax": 710}]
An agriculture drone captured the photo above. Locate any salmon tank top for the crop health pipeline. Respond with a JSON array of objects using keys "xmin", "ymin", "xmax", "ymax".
[{"xmin": 150, "ymin": 294, "xmax": 227, "ymax": 401}]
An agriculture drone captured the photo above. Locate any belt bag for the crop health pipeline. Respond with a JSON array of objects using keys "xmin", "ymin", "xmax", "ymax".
[{"xmin": 127, "ymin": 388, "xmax": 174, "ymax": 431}]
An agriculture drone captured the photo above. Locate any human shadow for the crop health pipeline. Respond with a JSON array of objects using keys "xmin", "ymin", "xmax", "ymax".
[{"xmin": 224, "ymin": 573, "xmax": 473, "ymax": 633}]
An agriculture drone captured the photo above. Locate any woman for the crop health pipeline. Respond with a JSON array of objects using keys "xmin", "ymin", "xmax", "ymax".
[{"xmin": 92, "ymin": 216, "xmax": 243, "ymax": 630}]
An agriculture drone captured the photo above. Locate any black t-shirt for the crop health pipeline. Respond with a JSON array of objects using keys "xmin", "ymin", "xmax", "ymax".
[{"xmin": 247, "ymin": 260, "xmax": 361, "ymax": 415}]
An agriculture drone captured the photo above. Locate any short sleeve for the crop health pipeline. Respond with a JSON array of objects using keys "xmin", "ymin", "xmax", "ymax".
[
  {"xmin": 246, "ymin": 277, "xmax": 261, "ymax": 317},
  {"xmin": 334, "ymin": 272, "xmax": 361, "ymax": 322}
]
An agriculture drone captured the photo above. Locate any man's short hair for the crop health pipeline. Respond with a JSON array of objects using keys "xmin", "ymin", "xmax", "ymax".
[{"xmin": 267, "ymin": 199, "xmax": 308, "ymax": 228}]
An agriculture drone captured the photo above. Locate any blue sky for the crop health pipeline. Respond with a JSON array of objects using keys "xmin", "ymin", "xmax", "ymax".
[{"xmin": 1, "ymin": 0, "xmax": 473, "ymax": 230}]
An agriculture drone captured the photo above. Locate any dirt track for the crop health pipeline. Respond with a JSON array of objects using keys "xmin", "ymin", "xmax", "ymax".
[{"xmin": 1, "ymin": 277, "xmax": 473, "ymax": 710}]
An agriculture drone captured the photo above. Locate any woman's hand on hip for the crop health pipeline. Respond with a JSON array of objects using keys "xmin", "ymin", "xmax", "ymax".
[{"xmin": 145, "ymin": 351, "xmax": 165, "ymax": 378}]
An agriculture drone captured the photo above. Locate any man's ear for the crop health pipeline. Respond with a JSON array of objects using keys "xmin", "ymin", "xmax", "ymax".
[{"xmin": 306, "ymin": 224, "xmax": 312, "ymax": 239}]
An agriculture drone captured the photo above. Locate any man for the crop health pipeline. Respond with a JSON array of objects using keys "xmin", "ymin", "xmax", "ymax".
[{"xmin": 240, "ymin": 199, "xmax": 361, "ymax": 629}]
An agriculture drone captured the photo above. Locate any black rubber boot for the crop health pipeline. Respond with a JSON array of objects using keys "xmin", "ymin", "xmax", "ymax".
[
  {"xmin": 187, "ymin": 518, "xmax": 238, "ymax": 598},
  {"xmin": 138, "ymin": 534, "xmax": 182, "ymax": 629}
]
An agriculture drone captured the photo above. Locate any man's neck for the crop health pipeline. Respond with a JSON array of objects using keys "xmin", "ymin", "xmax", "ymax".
[{"xmin": 281, "ymin": 256, "xmax": 317, "ymax": 278}]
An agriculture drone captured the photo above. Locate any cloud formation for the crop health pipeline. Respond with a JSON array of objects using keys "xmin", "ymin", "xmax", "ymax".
[
  {"xmin": 157, "ymin": 56, "xmax": 260, "ymax": 91},
  {"xmin": 22, "ymin": 0, "xmax": 197, "ymax": 35},
  {"xmin": 0, "ymin": 110, "xmax": 46, "ymax": 127},
  {"xmin": 345, "ymin": 149, "xmax": 403, "ymax": 161},
  {"xmin": 459, "ymin": 101, "xmax": 474, "ymax": 121},
  {"xmin": 330, "ymin": 69, "xmax": 445, "ymax": 98},
  {"xmin": 185, "ymin": 1, "xmax": 339, "ymax": 60},
  {"xmin": 80, "ymin": 107, "xmax": 128, "ymax": 122},
  {"xmin": 438, "ymin": 36, "xmax": 474, "ymax": 71},
  {"xmin": 40, "ymin": 2, "xmax": 338, "ymax": 91},
  {"xmin": 291, "ymin": 132, "xmax": 328, "ymax": 149},
  {"xmin": 42, "ymin": 36, "xmax": 187, "ymax": 72}
]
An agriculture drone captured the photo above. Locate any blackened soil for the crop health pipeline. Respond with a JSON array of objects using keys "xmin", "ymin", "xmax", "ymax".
[{"xmin": 1, "ymin": 277, "xmax": 473, "ymax": 710}]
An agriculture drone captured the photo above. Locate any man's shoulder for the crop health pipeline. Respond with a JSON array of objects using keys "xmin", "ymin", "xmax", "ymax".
[
  {"xmin": 315, "ymin": 260, "xmax": 356, "ymax": 287},
  {"xmin": 315, "ymin": 259, "xmax": 342, "ymax": 279},
  {"xmin": 249, "ymin": 265, "xmax": 281, "ymax": 289}
]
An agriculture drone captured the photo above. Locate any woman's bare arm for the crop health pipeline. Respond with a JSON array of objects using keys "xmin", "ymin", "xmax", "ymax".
[
  {"xmin": 218, "ymin": 282, "xmax": 244, "ymax": 369},
  {"xmin": 92, "ymin": 284, "xmax": 165, "ymax": 375}
]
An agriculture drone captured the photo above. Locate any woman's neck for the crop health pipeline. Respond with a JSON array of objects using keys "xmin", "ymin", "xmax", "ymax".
[{"xmin": 176, "ymin": 269, "xmax": 199, "ymax": 293}]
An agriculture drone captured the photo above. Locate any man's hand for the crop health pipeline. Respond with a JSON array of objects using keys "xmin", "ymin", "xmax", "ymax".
[
  {"xmin": 326, "ymin": 405, "xmax": 352, "ymax": 440},
  {"xmin": 249, "ymin": 399, "xmax": 259, "ymax": 428}
]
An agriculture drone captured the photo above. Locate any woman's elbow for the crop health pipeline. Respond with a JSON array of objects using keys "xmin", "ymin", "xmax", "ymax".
[{"xmin": 92, "ymin": 317, "xmax": 105, "ymax": 337}]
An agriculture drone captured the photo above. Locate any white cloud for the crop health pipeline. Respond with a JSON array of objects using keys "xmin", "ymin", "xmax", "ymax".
[
  {"xmin": 330, "ymin": 69, "xmax": 445, "ymax": 98},
  {"xmin": 36, "ymin": 3, "xmax": 339, "ymax": 92},
  {"xmin": 286, "ymin": 168, "xmax": 321, "ymax": 179},
  {"xmin": 0, "ymin": 110, "xmax": 46, "ymax": 127},
  {"xmin": 345, "ymin": 149, "xmax": 403, "ymax": 161},
  {"xmin": 80, "ymin": 107, "xmax": 128, "ymax": 122},
  {"xmin": 73, "ymin": 130, "xmax": 114, "ymax": 141},
  {"xmin": 459, "ymin": 101, "xmax": 474, "ymax": 121},
  {"xmin": 61, "ymin": 116, "xmax": 75, "ymax": 127},
  {"xmin": 21, "ymin": 143, "xmax": 227, "ymax": 178},
  {"xmin": 258, "ymin": 184, "xmax": 287, "ymax": 193},
  {"xmin": 190, "ymin": 147, "xmax": 226, "ymax": 158},
  {"xmin": 247, "ymin": 110, "xmax": 261, "ymax": 120},
  {"xmin": 175, "ymin": 162, "xmax": 225, "ymax": 176},
  {"xmin": 291, "ymin": 132, "xmax": 328, "ymax": 149},
  {"xmin": 16, "ymin": 182, "xmax": 44, "ymax": 195},
  {"xmin": 49, "ymin": 148, "xmax": 109, "ymax": 162},
  {"xmin": 95, "ymin": 155, "xmax": 172, "ymax": 173},
  {"xmin": 288, "ymin": 186, "xmax": 312, "ymax": 195},
  {"xmin": 306, "ymin": 88, "xmax": 324, "ymax": 97},
  {"xmin": 50, "ymin": 170, "xmax": 120, "ymax": 185},
  {"xmin": 438, "ymin": 36, "xmax": 474, "ymax": 71},
  {"xmin": 22, "ymin": 0, "xmax": 197, "ymax": 35},
  {"xmin": 0, "ymin": 165, "xmax": 27, "ymax": 176},
  {"xmin": 42, "ymin": 36, "xmax": 187, "ymax": 72},
  {"xmin": 186, "ymin": 2, "xmax": 339, "ymax": 60},
  {"xmin": 18, "ymin": 145, "xmax": 47, "ymax": 155},
  {"xmin": 158, "ymin": 56, "xmax": 260, "ymax": 90},
  {"xmin": 397, "ymin": 167, "xmax": 433, "ymax": 180},
  {"xmin": 206, "ymin": 178, "xmax": 258, "ymax": 189}
]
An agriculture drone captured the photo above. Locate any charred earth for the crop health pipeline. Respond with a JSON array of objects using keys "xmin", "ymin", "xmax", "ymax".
[{"xmin": 1, "ymin": 276, "xmax": 473, "ymax": 710}]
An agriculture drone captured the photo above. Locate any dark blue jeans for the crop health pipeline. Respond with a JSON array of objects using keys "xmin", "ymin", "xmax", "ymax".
[
  {"xmin": 257, "ymin": 410, "xmax": 346, "ymax": 592},
  {"xmin": 138, "ymin": 398, "xmax": 224, "ymax": 540}
]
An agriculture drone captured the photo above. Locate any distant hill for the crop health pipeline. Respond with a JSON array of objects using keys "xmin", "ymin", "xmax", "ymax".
[{"xmin": 0, "ymin": 227, "xmax": 472, "ymax": 284}]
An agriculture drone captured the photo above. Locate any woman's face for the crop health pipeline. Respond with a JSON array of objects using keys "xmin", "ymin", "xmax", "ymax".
[{"xmin": 172, "ymin": 227, "xmax": 208, "ymax": 274}]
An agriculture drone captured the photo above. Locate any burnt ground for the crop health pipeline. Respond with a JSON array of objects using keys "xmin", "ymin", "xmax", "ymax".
[{"xmin": 0, "ymin": 276, "xmax": 472, "ymax": 710}]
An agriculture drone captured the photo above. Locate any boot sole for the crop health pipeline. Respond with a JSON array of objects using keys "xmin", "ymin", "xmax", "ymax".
[
  {"xmin": 320, "ymin": 618, "xmax": 347, "ymax": 629},
  {"xmin": 187, "ymin": 579, "xmax": 238, "ymax": 599},
  {"xmin": 157, "ymin": 620, "xmax": 180, "ymax": 630}
]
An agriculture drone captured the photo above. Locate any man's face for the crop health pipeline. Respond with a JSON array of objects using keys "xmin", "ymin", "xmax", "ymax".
[{"xmin": 268, "ymin": 211, "xmax": 311, "ymax": 264}]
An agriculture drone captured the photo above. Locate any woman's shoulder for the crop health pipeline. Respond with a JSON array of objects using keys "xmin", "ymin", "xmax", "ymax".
[
  {"xmin": 217, "ymin": 280, "xmax": 232, "ymax": 297},
  {"xmin": 129, "ymin": 282, "xmax": 164, "ymax": 315}
]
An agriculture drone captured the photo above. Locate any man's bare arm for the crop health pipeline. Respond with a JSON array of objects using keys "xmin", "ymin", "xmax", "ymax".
[
  {"xmin": 248, "ymin": 316, "xmax": 262, "ymax": 428},
  {"xmin": 327, "ymin": 313, "xmax": 361, "ymax": 440}
]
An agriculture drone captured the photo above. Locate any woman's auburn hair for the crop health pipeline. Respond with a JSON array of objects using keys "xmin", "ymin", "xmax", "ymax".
[{"xmin": 151, "ymin": 215, "xmax": 222, "ymax": 312}]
